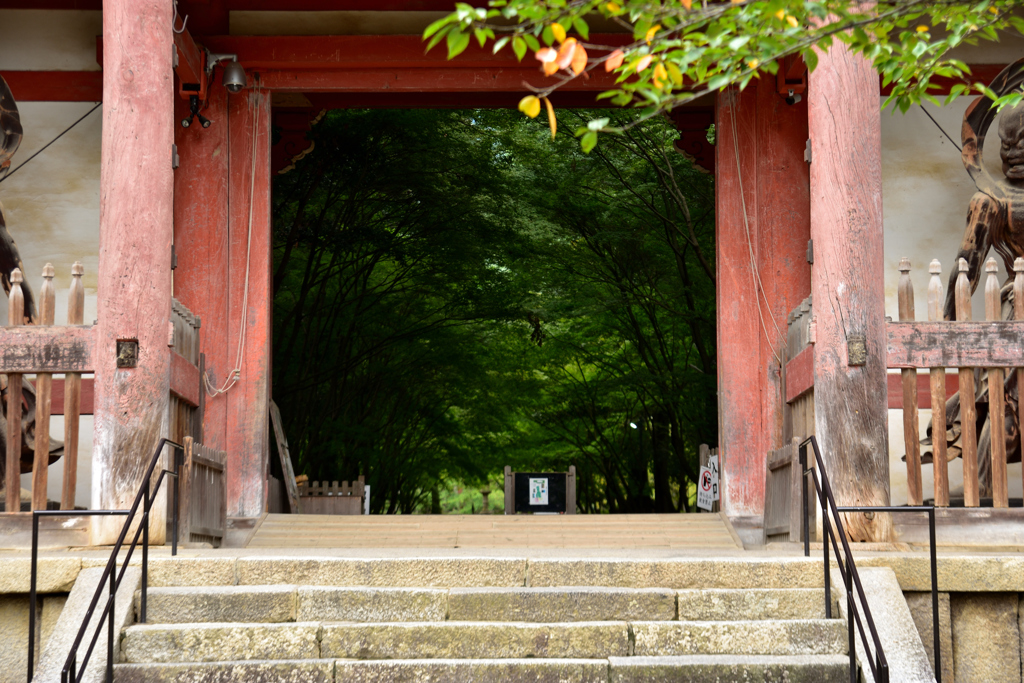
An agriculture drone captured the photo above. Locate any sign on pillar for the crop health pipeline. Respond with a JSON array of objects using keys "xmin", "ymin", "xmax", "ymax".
[{"xmin": 697, "ymin": 454, "xmax": 719, "ymax": 511}]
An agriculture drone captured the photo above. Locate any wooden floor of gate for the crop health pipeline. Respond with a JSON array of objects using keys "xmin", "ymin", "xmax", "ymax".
[{"xmin": 246, "ymin": 513, "xmax": 742, "ymax": 549}]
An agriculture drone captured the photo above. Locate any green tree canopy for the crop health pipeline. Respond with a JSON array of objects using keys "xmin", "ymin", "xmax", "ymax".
[{"xmin": 426, "ymin": 0, "xmax": 1024, "ymax": 147}]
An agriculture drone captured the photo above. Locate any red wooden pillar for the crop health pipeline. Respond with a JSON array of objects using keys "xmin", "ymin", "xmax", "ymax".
[
  {"xmin": 173, "ymin": 82, "xmax": 272, "ymax": 519},
  {"xmin": 716, "ymin": 77, "xmax": 810, "ymax": 537},
  {"xmin": 173, "ymin": 86, "xmax": 230, "ymax": 454},
  {"xmin": 808, "ymin": 43, "xmax": 891, "ymax": 541},
  {"xmin": 93, "ymin": 0, "xmax": 175, "ymax": 543},
  {"xmin": 225, "ymin": 86, "xmax": 272, "ymax": 517}
]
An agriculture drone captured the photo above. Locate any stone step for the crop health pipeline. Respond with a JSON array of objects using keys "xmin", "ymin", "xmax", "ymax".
[
  {"xmin": 139, "ymin": 585, "xmax": 449, "ymax": 624},
  {"xmin": 676, "ymin": 588, "xmax": 830, "ymax": 621},
  {"xmin": 122, "ymin": 619, "xmax": 846, "ymax": 664},
  {"xmin": 121, "ymin": 623, "xmax": 322, "ymax": 664},
  {"xmin": 321, "ymin": 621, "xmax": 630, "ymax": 659},
  {"xmin": 632, "ymin": 619, "xmax": 847, "ymax": 657},
  {"xmin": 446, "ymin": 587, "xmax": 676, "ymax": 622},
  {"xmin": 607, "ymin": 655, "xmax": 851, "ymax": 682},
  {"xmin": 115, "ymin": 656, "xmax": 851, "ymax": 683}
]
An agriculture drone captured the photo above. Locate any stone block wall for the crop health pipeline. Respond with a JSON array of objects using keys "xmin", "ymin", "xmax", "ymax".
[
  {"xmin": 0, "ymin": 594, "xmax": 67, "ymax": 683},
  {"xmin": 905, "ymin": 591, "xmax": 1024, "ymax": 683}
]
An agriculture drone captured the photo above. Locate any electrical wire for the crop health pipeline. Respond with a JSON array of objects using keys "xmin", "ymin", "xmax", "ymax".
[
  {"xmin": 919, "ymin": 104, "xmax": 962, "ymax": 152},
  {"xmin": 0, "ymin": 102, "xmax": 100, "ymax": 184},
  {"xmin": 205, "ymin": 82, "xmax": 261, "ymax": 397},
  {"xmin": 727, "ymin": 90, "xmax": 784, "ymax": 366}
]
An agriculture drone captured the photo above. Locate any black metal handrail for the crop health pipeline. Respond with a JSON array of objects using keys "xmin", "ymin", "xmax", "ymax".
[
  {"xmin": 799, "ymin": 435, "xmax": 943, "ymax": 683},
  {"xmin": 26, "ymin": 438, "xmax": 184, "ymax": 683},
  {"xmin": 798, "ymin": 436, "xmax": 887, "ymax": 683}
]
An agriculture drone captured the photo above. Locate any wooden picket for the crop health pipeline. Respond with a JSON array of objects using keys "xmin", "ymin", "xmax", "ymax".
[
  {"xmin": 895, "ymin": 256, "xmax": 1023, "ymax": 508},
  {"xmin": 1, "ymin": 263, "xmax": 87, "ymax": 514},
  {"xmin": 299, "ymin": 476, "xmax": 365, "ymax": 515},
  {"xmin": 179, "ymin": 436, "xmax": 227, "ymax": 546}
]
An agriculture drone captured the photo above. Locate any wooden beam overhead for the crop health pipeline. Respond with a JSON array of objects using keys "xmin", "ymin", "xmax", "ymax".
[{"xmin": 2, "ymin": 71, "xmax": 102, "ymax": 102}]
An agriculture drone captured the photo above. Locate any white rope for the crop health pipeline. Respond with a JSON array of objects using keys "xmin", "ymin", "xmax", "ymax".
[
  {"xmin": 205, "ymin": 82, "xmax": 261, "ymax": 396},
  {"xmin": 728, "ymin": 88, "xmax": 784, "ymax": 366}
]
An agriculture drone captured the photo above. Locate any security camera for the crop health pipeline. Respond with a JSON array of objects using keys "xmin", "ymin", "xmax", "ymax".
[
  {"xmin": 785, "ymin": 88, "xmax": 802, "ymax": 106},
  {"xmin": 206, "ymin": 53, "xmax": 246, "ymax": 94},
  {"xmin": 223, "ymin": 60, "xmax": 247, "ymax": 94}
]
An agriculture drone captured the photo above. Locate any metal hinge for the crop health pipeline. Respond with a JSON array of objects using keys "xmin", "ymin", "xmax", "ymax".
[
  {"xmin": 171, "ymin": 144, "xmax": 179, "ymax": 169},
  {"xmin": 171, "ymin": 244, "xmax": 178, "ymax": 270},
  {"xmin": 806, "ymin": 239, "xmax": 813, "ymax": 264},
  {"xmin": 804, "ymin": 138, "xmax": 812, "ymax": 164}
]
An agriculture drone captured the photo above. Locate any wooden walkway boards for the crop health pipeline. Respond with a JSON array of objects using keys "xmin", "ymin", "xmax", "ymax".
[{"xmin": 247, "ymin": 513, "xmax": 742, "ymax": 549}]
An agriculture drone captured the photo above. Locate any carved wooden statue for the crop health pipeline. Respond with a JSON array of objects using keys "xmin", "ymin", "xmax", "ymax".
[{"xmin": 925, "ymin": 59, "xmax": 1024, "ymax": 496}]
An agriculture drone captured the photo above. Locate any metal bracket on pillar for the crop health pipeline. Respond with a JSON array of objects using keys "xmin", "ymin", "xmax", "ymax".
[{"xmin": 847, "ymin": 335, "xmax": 867, "ymax": 366}]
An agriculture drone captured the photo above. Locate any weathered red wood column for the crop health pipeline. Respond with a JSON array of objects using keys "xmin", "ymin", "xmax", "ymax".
[
  {"xmin": 808, "ymin": 44, "xmax": 891, "ymax": 541},
  {"xmin": 225, "ymin": 84, "xmax": 272, "ymax": 517},
  {"xmin": 93, "ymin": 0, "xmax": 175, "ymax": 543},
  {"xmin": 716, "ymin": 77, "xmax": 810, "ymax": 541}
]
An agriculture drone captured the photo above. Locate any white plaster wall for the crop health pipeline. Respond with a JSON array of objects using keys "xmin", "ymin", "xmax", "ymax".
[
  {"xmin": 1, "ymin": 10, "xmax": 102, "ymax": 509},
  {"xmin": 882, "ymin": 95, "xmax": 1024, "ymax": 505}
]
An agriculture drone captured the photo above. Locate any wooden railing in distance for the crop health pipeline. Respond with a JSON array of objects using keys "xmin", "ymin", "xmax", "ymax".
[
  {"xmin": 178, "ymin": 436, "xmax": 227, "ymax": 546},
  {"xmin": 1, "ymin": 263, "xmax": 90, "ymax": 514},
  {"xmin": 299, "ymin": 477, "xmax": 365, "ymax": 515},
  {"xmin": 891, "ymin": 256, "xmax": 1024, "ymax": 508},
  {"xmin": 764, "ymin": 438, "xmax": 804, "ymax": 542}
]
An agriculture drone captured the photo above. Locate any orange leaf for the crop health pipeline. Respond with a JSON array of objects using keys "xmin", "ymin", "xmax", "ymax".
[
  {"xmin": 635, "ymin": 54, "xmax": 652, "ymax": 72},
  {"xmin": 653, "ymin": 62, "xmax": 667, "ymax": 88},
  {"xmin": 571, "ymin": 44, "xmax": 588, "ymax": 75},
  {"xmin": 543, "ymin": 96, "xmax": 557, "ymax": 140},
  {"xmin": 543, "ymin": 60, "xmax": 559, "ymax": 76},
  {"xmin": 681, "ymin": 0, "xmax": 692, "ymax": 8},
  {"xmin": 535, "ymin": 47, "xmax": 557, "ymax": 63},
  {"xmin": 605, "ymin": 49, "xmax": 625, "ymax": 72},
  {"xmin": 555, "ymin": 37, "xmax": 578, "ymax": 70}
]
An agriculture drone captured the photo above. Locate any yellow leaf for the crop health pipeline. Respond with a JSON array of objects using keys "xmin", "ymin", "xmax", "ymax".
[
  {"xmin": 543, "ymin": 96, "xmax": 557, "ymax": 140},
  {"xmin": 916, "ymin": 24, "xmax": 928, "ymax": 32},
  {"xmin": 605, "ymin": 49, "xmax": 625, "ymax": 72},
  {"xmin": 774, "ymin": 9, "xmax": 785, "ymax": 20},
  {"xmin": 645, "ymin": 25, "xmax": 660, "ymax": 44},
  {"xmin": 556, "ymin": 38, "xmax": 578, "ymax": 70},
  {"xmin": 606, "ymin": 2, "xmax": 620, "ymax": 11},
  {"xmin": 653, "ymin": 62, "xmax": 667, "ymax": 88},
  {"xmin": 786, "ymin": 15, "xmax": 798, "ymax": 27},
  {"xmin": 666, "ymin": 62, "xmax": 683, "ymax": 86},
  {"xmin": 747, "ymin": 59, "xmax": 759, "ymax": 69},
  {"xmin": 551, "ymin": 23, "xmax": 566, "ymax": 43},
  {"xmin": 989, "ymin": 5, "xmax": 999, "ymax": 13},
  {"xmin": 535, "ymin": 47, "xmax": 557, "ymax": 63},
  {"xmin": 571, "ymin": 44, "xmax": 588, "ymax": 75},
  {"xmin": 518, "ymin": 95, "xmax": 541, "ymax": 118}
]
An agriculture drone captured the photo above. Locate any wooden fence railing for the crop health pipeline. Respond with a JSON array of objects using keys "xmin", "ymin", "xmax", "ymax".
[
  {"xmin": 298, "ymin": 477, "xmax": 365, "ymax": 515},
  {"xmin": 892, "ymin": 256, "xmax": 1024, "ymax": 508},
  {"xmin": 785, "ymin": 295, "xmax": 815, "ymax": 442},
  {"xmin": 763, "ymin": 438, "xmax": 805, "ymax": 542},
  {"xmin": 1, "ymin": 264, "xmax": 89, "ymax": 514},
  {"xmin": 178, "ymin": 436, "xmax": 227, "ymax": 546}
]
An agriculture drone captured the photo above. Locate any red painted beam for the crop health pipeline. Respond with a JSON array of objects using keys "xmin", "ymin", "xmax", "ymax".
[
  {"xmin": 301, "ymin": 91, "xmax": 618, "ymax": 109},
  {"xmin": 224, "ymin": 0, "xmax": 486, "ymax": 10},
  {"xmin": 887, "ymin": 321, "xmax": 1024, "ymax": 368},
  {"xmin": 255, "ymin": 67, "xmax": 620, "ymax": 92},
  {"xmin": 886, "ymin": 373, "xmax": 957, "ymax": 410},
  {"xmin": 200, "ymin": 34, "xmax": 632, "ymax": 70},
  {"xmin": 785, "ymin": 346, "xmax": 814, "ymax": 403},
  {"xmin": 0, "ymin": 1, "xmax": 101, "ymax": 7},
  {"xmin": 51, "ymin": 377, "xmax": 95, "ymax": 416},
  {"xmin": 170, "ymin": 350, "xmax": 201, "ymax": 407},
  {"xmin": 2, "ymin": 71, "xmax": 102, "ymax": 102}
]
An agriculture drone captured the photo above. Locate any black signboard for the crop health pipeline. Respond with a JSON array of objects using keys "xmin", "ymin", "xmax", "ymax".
[{"xmin": 513, "ymin": 472, "xmax": 567, "ymax": 514}]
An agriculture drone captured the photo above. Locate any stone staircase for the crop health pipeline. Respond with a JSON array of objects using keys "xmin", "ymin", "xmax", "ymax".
[{"xmin": 112, "ymin": 557, "xmax": 850, "ymax": 682}]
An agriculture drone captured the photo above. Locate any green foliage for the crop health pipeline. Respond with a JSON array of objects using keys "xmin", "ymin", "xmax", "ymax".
[
  {"xmin": 271, "ymin": 107, "xmax": 716, "ymax": 514},
  {"xmin": 426, "ymin": 0, "xmax": 1024, "ymax": 147}
]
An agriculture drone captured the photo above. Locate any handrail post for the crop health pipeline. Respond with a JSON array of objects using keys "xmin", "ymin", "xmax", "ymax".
[
  {"xmin": 930, "ymin": 507, "xmax": 941, "ymax": 683},
  {"xmin": 847, "ymin": 556, "xmax": 855, "ymax": 683},
  {"xmin": 172, "ymin": 444, "xmax": 181, "ymax": 557},
  {"xmin": 141, "ymin": 487, "xmax": 149, "ymax": 624},
  {"xmin": 106, "ymin": 564, "xmax": 114, "ymax": 683},
  {"xmin": 800, "ymin": 442, "xmax": 809, "ymax": 557},
  {"xmin": 28, "ymin": 512, "xmax": 39, "ymax": 682},
  {"xmin": 822, "ymin": 478, "xmax": 831, "ymax": 620}
]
